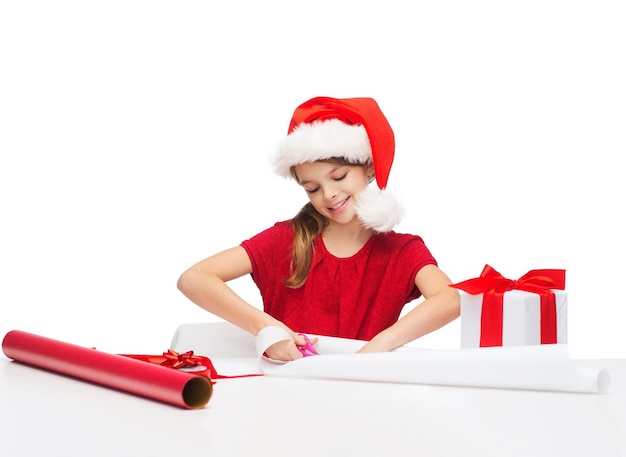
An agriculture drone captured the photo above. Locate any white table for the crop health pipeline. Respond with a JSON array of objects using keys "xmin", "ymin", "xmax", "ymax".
[{"xmin": 1, "ymin": 352, "xmax": 624, "ymax": 457}]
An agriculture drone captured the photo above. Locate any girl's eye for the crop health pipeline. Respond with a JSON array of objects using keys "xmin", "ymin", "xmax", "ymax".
[
  {"xmin": 305, "ymin": 187, "xmax": 320, "ymax": 194},
  {"xmin": 333, "ymin": 173, "xmax": 347, "ymax": 181}
]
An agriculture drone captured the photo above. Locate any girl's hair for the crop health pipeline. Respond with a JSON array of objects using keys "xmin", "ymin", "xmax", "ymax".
[
  {"xmin": 284, "ymin": 157, "xmax": 372, "ymax": 288},
  {"xmin": 284, "ymin": 201, "xmax": 328, "ymax": 288}
]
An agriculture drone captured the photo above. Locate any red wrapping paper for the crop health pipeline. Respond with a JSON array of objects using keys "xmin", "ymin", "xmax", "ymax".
[{"xmin": 2, "ymin": 330, "xmax": 213, "ymax": 409}]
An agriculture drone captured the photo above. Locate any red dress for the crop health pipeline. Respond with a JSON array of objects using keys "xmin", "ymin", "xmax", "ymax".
[{"xmin": 241, "ymin": 221, "xmax": 437, "ymax": 340}]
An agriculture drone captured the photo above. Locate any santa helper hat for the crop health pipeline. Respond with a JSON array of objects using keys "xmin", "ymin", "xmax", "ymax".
[{"xmin": 273, "ymin": 96, "xmax": 403, "ymax": 232}]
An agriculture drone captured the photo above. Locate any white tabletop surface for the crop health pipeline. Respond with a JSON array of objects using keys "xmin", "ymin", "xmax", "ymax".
[{"xmin": 0, "ymin": 354, "xmax": 624, "ymax": 457}]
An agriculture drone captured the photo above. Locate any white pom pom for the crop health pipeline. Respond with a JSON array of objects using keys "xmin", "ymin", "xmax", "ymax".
[{"xmin": 355, "ymin": 187, "xmax": 404, "ymax": 232}]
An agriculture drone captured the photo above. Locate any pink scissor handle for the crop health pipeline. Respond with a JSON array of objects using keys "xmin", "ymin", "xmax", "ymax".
[{"xmin": 296, "ymin": 333, "xmax": 318, "ymax": 357}]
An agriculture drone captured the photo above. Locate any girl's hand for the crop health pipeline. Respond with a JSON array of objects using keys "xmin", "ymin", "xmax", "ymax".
[
  {"xmin": 264, "ymin": 333, "xmax": 319, "ymax": 361},
  {"xmin": 356, "ymin": 338, "xmax": 390, "ymax": 354},
  {"xmin": 265, "ymin": 339, "xmax": 302, "ymax": 361}
]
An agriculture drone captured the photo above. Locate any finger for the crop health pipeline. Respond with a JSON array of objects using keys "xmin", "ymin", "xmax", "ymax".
[
  {"xmin": 293, "ymin": 333, "xmax": 318, "ymax": 346},
  {"xmin": 293, "ymin": 334, "xmax": 307, "ymax": 346}
]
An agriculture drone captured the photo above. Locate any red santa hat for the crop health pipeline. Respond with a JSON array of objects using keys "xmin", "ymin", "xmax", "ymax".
[{"xmin": 273, "ymin": 96, "xmax": 403, "ymax": 232}]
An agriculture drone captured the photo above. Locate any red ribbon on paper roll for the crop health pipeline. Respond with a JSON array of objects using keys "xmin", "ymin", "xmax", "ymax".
[
  {"xmin": 2, "ymin": 330, "xmax": 213, "ymax": 409},
  {"xmin": 121, "ymin": 350, "xmax": 218, "ymax": 380},
  {"xmin": 450, "ymin": 265, "xmax": 566, "ymax": 347},
  {"xmin": 121, "ymin": 349, "xmax": 263, "ymax": 381}
]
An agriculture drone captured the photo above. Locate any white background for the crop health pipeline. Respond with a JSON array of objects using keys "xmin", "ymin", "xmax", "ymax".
[{"xmin": 1, "ymin": 1, "xmax": 624, "ymax": 358}]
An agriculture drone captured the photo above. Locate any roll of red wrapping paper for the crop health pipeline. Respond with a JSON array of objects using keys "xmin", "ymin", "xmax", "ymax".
[{"xmin": 2, "ymin": 330, "xmax": 212, "ymax": 409}]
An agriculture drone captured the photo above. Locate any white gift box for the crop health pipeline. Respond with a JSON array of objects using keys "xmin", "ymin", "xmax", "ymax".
[{"xmin": 460, "ymin": 289, "xmax": 568, "ymax": 348}]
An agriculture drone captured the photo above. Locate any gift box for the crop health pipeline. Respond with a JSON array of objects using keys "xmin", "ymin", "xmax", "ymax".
[{"xmin": 450, "ymin": 265, "xmax": 568, "ymax": 348}]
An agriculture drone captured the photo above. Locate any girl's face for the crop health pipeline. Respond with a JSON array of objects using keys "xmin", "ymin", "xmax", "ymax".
[{"xmin": 294, "ymin": 161, "xmax": 372, "ymax": 226}]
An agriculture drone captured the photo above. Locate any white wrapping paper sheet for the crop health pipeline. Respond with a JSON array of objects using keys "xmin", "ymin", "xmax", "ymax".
[{"xmin": 170, "ymin": 322, "xmax": 611, "ymax": 394}]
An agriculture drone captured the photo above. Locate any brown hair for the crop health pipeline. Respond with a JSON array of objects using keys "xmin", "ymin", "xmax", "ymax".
[
  {"xmin": 283, "ymin": 202, "xmax": 328, "ymax": 288},
  {"xmin": 283, "ymin": 157, "xmax": 372, "ymax": 288}
]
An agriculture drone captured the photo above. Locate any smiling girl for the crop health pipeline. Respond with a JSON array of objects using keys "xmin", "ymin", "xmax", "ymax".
[{"xmin": 177, "ymin": 96, "xmax": 460, "ymax": 361}]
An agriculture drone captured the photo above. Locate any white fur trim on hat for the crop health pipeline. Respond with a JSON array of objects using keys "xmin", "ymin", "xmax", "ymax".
[
  {"xmin": 355, "ymin": 186, "xmax": 404, "ymax": 233},
  {"xmin": 273, "ymin": 119, "xmax": 372, "ymax": 178}
]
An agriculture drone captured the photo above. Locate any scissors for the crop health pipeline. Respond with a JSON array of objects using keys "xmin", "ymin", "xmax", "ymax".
[{"xmin": 296, "ymin": 333, "xmax": 318, "ymax": 357}]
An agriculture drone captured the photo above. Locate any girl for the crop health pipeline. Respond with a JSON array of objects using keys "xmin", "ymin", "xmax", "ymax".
[{"xmin": 177, "ymin": 96, "xmax": 460, "ymax": 361}]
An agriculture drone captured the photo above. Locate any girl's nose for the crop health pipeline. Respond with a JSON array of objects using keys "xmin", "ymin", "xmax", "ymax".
[{"xmin": 323, "ymin": 185, "xmax": 338, "ymax": 200}]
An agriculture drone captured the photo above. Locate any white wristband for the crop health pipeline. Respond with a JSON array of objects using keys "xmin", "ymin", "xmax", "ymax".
[{"xmin": 255, "ymin": 326, "xmax": 292, "ymax": 358}]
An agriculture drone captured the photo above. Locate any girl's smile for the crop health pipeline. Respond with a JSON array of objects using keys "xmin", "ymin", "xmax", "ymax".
[{"xmin": 328, "ymin": 196, "xmax": 349, "ymax": 213}]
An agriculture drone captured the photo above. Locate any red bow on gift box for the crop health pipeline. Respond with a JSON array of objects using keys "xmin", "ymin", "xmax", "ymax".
[{"xmin": 450, "ymin": 265, "xmax": 566, "ymax": 347}]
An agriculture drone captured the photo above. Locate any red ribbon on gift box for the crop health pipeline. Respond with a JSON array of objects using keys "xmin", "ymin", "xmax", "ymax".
[{"xmin": 450, "ymin": 265, "xmax": 566, "ymax": 347}]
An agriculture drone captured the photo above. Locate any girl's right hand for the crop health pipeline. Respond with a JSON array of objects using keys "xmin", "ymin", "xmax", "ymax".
[
  {"xmin": 264, "ymin": 333, "xmax": 319, "ymax": 362},
  {"xmin": 265, "ymin": 338, "xmax": 304, "ymax": 361}
]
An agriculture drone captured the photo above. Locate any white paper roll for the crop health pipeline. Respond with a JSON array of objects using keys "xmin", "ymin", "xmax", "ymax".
[{"xmin": 262, "ymin": 343, "xmax": 610, "ymax": 394}]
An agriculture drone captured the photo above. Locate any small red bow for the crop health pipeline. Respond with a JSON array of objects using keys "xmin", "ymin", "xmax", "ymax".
[{"xmin": 160, "ymin": 349, "xmax": 204, "ymax": 369}]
